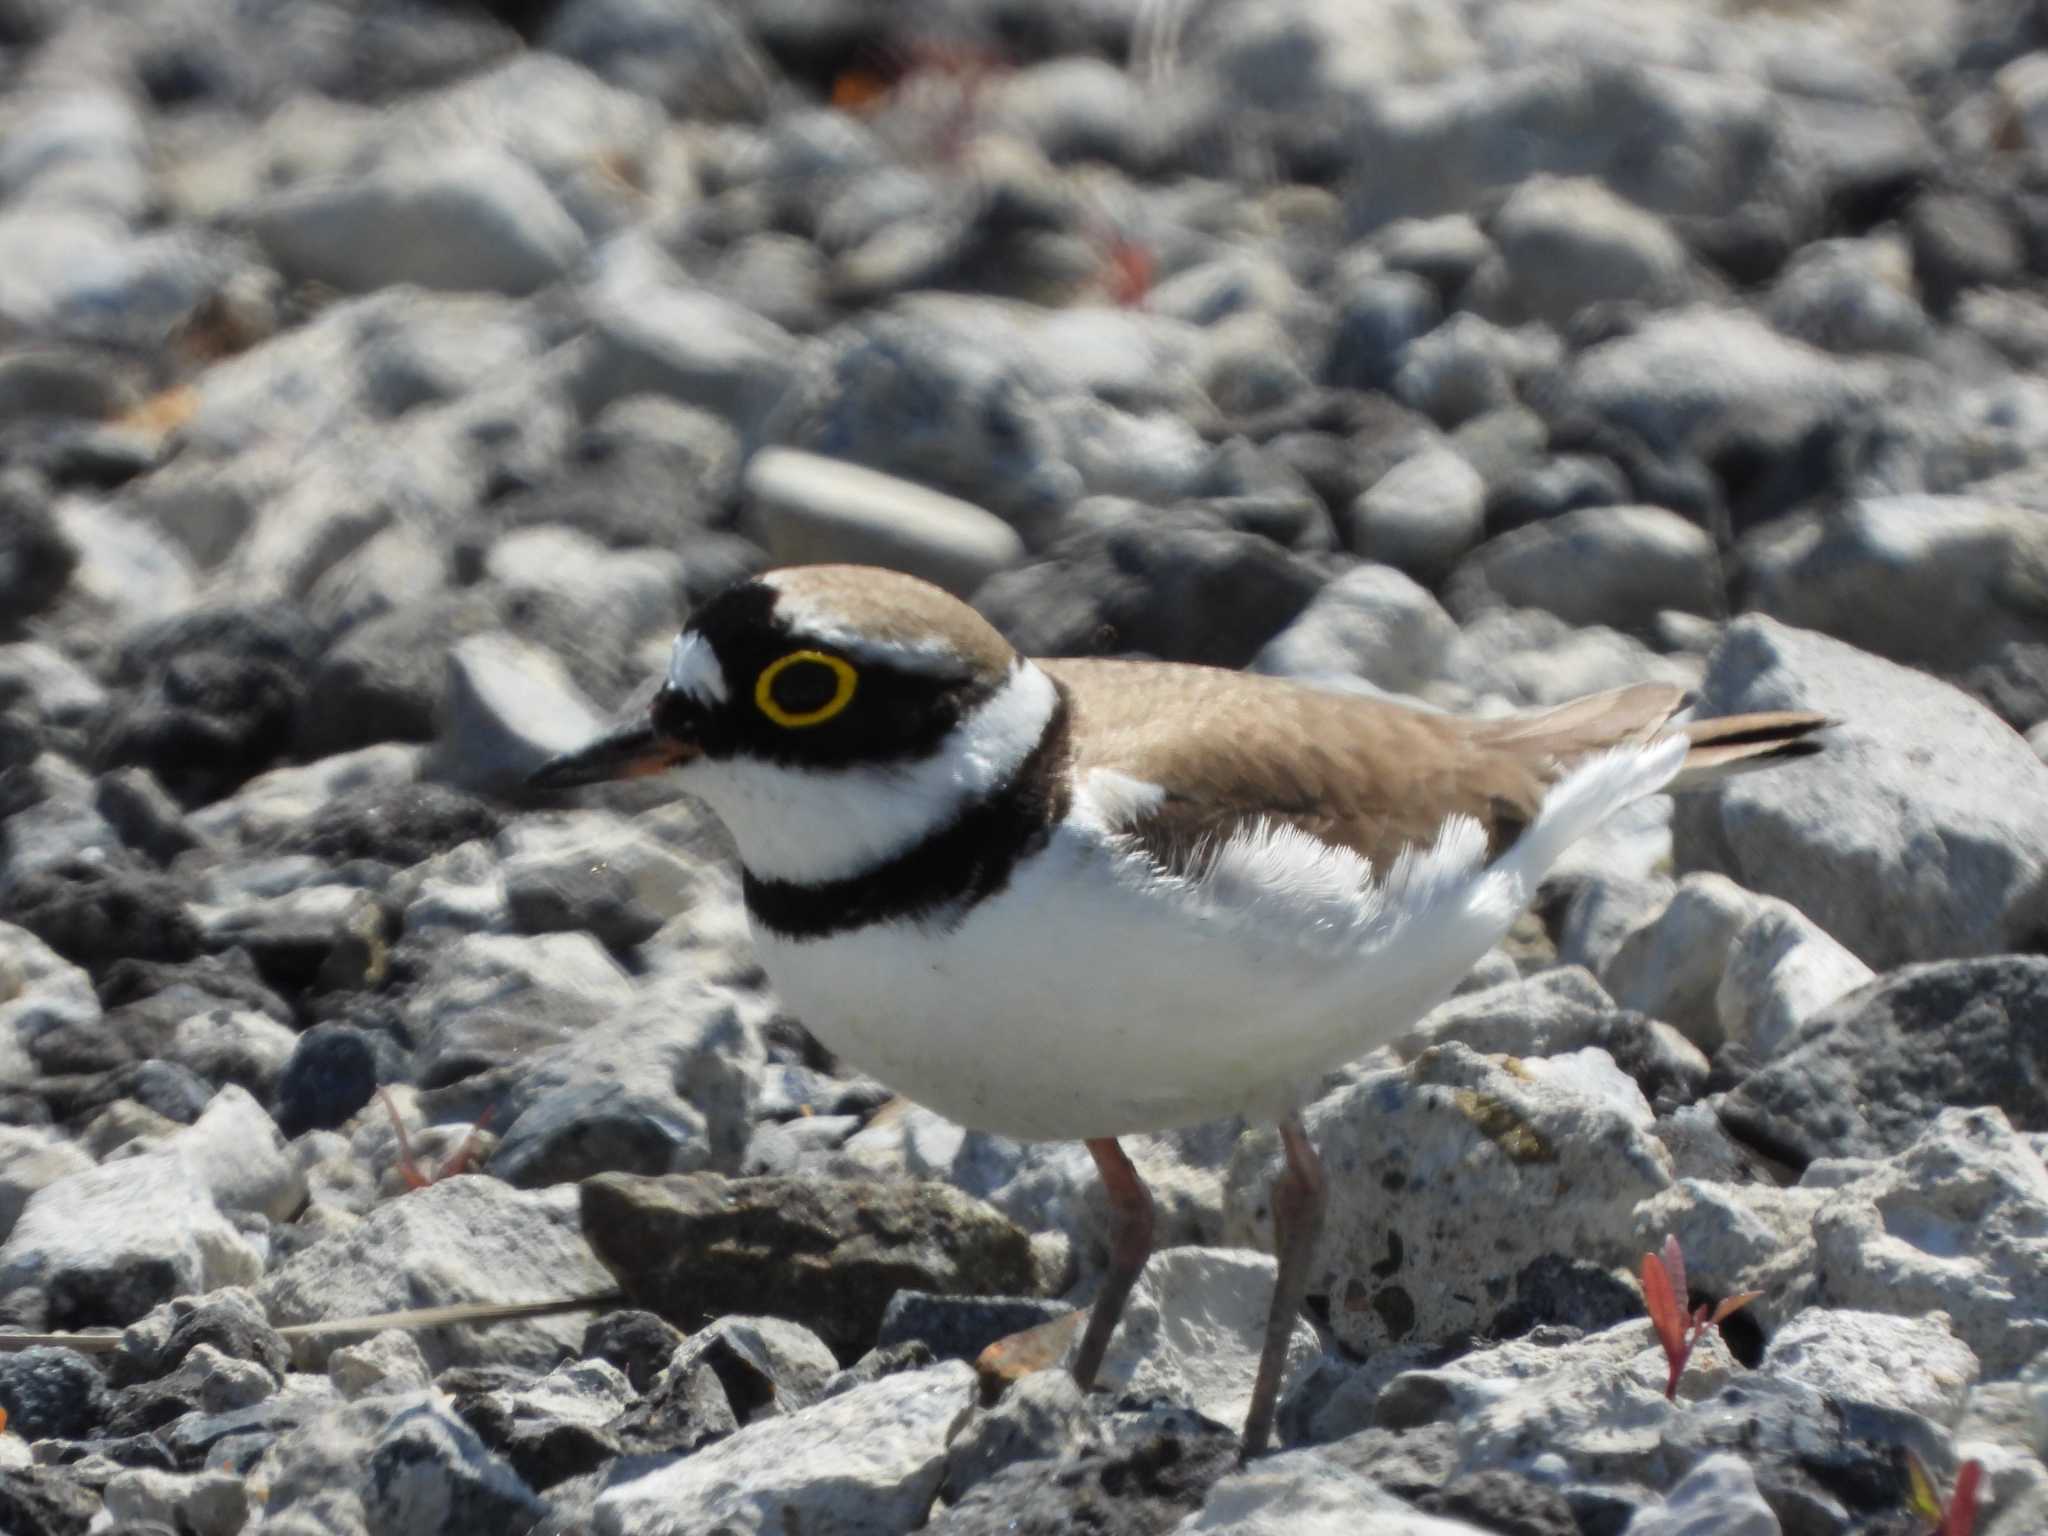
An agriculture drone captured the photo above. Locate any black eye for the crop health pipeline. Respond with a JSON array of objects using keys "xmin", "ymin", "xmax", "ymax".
[{"xmin": 756, "ymin": 651, "xmax": 858, "ymax": 728}]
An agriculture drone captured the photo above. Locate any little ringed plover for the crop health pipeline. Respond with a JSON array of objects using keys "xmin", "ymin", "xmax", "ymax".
[{"xmin": 533, "ymin": 562, "xmax": 1828, "ymax": 1456}]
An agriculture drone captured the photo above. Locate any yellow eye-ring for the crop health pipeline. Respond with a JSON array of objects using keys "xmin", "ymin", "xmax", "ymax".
[{"xmin": 755, "ymin": 650, "xmax": 858, "ymax": 728}]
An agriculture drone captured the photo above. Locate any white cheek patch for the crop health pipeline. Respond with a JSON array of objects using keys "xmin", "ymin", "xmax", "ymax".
[{"xmin": 666, "ymin": 632, "xmax": 728, "ymax": 705}]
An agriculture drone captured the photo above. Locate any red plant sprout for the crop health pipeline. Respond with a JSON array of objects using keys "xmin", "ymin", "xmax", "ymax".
[
  {"xmin": 1907, "ymin": 1451, "xmax": 1984, "ymax": 1536},
  {"xmin": 379, "ymin": 1088, "xmax": 495, "ymax": 1191},
  {"xmin": 1639, "ymin": 1234, "xmax": 1762, "ymax": 1400}
]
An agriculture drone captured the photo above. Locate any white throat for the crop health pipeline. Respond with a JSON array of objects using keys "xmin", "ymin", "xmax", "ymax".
[{"xmin": 676, "ymin": 661, "xmax": 1060, "ymax": 885}]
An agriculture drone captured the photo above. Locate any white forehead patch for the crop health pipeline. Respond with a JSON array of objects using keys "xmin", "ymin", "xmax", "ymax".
[
  {"xmin": 762, "ymin": 575, "xmax": 967, "ymax": 677},
  {"xmin": 666, "ymin": 631, "xmax": 728, "ymax": 704}
]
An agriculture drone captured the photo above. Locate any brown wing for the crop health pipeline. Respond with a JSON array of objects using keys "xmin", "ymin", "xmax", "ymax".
[{"xmin": 1037, "ymin": 659, "xmax": 1694, "ymax": 878}]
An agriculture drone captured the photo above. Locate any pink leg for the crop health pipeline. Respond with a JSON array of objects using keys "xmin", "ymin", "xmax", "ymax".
[
  {"xmin": 1241, "ymin": 1112, "xmax": 1326, "ymax": 1457},
  {"xmin": 1071, "ymin": 1136, "xmax": 1156, "ymax": 1391}
]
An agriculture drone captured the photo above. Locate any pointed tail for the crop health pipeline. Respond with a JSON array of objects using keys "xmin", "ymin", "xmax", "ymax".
[{"xmin": 1669, "ymin": 710, "xmax": 1832, "ymax": 791}]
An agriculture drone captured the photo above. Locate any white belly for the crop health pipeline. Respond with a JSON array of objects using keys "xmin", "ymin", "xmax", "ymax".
[
  {"xmin": 755, "ymin": 817, "xmax": 1517, "ymax": 1140},
  {"xmin": 751, "ymin": 738, "xmax": 1689, "ymax": 1142}
]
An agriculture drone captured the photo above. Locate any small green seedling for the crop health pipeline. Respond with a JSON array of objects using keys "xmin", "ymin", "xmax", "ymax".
[
  {"xmin": 1907, "ymin": 1451, "xmax": 1982, "ymax": 1536},
  {"xmin": 1640, "ymin": 1233, "xmax": 1762, "ymax": 1400}
]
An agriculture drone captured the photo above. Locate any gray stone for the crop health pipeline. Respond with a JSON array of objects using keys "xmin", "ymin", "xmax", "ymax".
[
  {"xmin": 1250, "ymin": 562, "xmax": 1460, "ymax": 697},
  {"xmin": 764, "ymin": 308, "xmax": 1079, "ymax": 540},
  {"xmin": 975, "ymin": 515, "xmax": 1325, "ymax": 669},
  {"xmin": 590, "ymin": 1360, "xmax": 976, "ymax": 1535},
  {"xmin": 1626, "ymin": 1453, "xmax": 1781, "ymax": 1536},
  {"xmin": 1490, "ymin": 176, "xmax": 1692, "ymax": 330},
  {"xmin": 1671, "ymin": 617, "xmax": 2048, "ymax": 967},
  {"xmin": 575, "ymin": 236, "xmax": 802, "ymax": 441},
  {"xmin": 402, "ymin": 930, "xmax": 633, "ymax": 1084},
  {"xmin": 248, "ymin": 147, "xmax": 587, "ymax": 296},
  {"xmin": 1392, "ymin": 314, "xmax": 1519, "ymax": 428},
  {"xmin": 1324, "ymin": 264, "xmax": 1441, "ymax": 393},
  {"xmin": 877, "ymin": 1291, "xmax": 1075, "ymax": 1365},
  {"xmin": 329, "ymin": 1329, "xmax": 434, "ymax": 1402},
  {"xmin": 1347, "ymin": 446, "xmax": 1487, "ymax": 583},
  {"xmin": 1738, "ymin": 496, "xmax": 2048, "ymax": 685},
  {"xmin": 185, "ymin": 745, "xmax": 425, "ymax": 849},
  {"xmin": 1447, "ymin": 505, "xmax": 1719, "ymax": 637},
  {"xmin": 1570, "ymin": 308, "xmax": 1869, "ymax": 455},
  {"xmin": 741, "ymin": 448, "xmax": 1025, "ymax": 598},
  {"xmin": 428, "ymin": 631, "xmax": 610, "ymax": 794},
  {"xmin": 446, "ymin": 980, "xmax": 755, "ymax": 1188},
  {"xmin": 927, "ymin": 1399, "xmax": 1238, "ymax": 1534},
  {"xmin": 1723, "ymin": 957, "xmax": 2048, "ymax": 1166},
  {"xmin": 671, "ymin": 1314, "xmax": 837, "ymax": 1422},
  {"xmin": 541, "ymin": 0, "xmax": 773, "ymax": 119},
  {"xmin": 0, "ymin": 1127, "xmax": 91, "ymax": 1246},
  {"xmin": 1766, "ymin": 235, "xmax": 1931, "ymax": 356},
  {"xmin": 1083, "ymin": 1248, "xmax": 1321, "ymax": 1431},
  {"xmin": 1227, "ymin": 1043, "xmax": 1671, "ymax": 1354},
  {"xmin": 262, "ymin": 1178, "xmax": 615, "ymax": 1371}
]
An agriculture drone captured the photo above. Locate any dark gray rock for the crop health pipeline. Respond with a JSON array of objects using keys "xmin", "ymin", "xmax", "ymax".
[
  {"xmin": 1421, "ymin": 1469, "xmax": 1578, "ymax": 1536},
  {"xmin": 272, "ymin": 1023, "xmax": 401, "ymax": 1138},
  {"xmin": 265, "ymin": 782, "xmax": 500, "ymax": 870},
  {"xmin": 301, "ymin": 591, "xmax": 502, "ymax": 758},
  {"xmin": 1905, "ymin": 189, "xmax": 2022, "ymax": 315},
  {"xmin": 0, "ymin": 472, "xmax": 77, "ymax": 637},
  {"xmin": 111, "ymin": 1288, "xmax": 291, "ymax": 1390},
  {"xmin": 670, "ymin": 1314, "xmax": 837, "ymax": 1423},
  {"xmin": 92, "ymin": 769, "xmax": 200, "ymax": 867},
  {"xmin": 605, "ymin": 1360, "xmax": 737, "ymax": 1458},
  {"xmin": 0, "ymin": 1467, "xmax": 99, "ymax": 1536},
  {"xmin": 876, "ymin": 1291, "xmax": 1076, "ymax": 1364},
  {"xmin": 580, "ymin": 1309, "xmax": 683, "ymax": 1395},
  {"xmin": 364, "ymin": 1397, "xmax": 546, "ymax": 1534},
  {"xmin": 0, "ymin": 1346, "xmax": 108, "ymax": 1441},
  {"xmin": 925, "ymin": 1403, "xmax": 1237, "ymax": 1536},
  {"xmin": 507, "ymin": 856, "xmax": 664, "ymax": 954},
  {"xmin": 974, "ymin": 517, "xmax": 1325, "ymax": 669},
  {"xmin": 0, "ymin": 858, "xmax": 200, "ymax": 977},
  {"xmin": 1322, "ymin": 267, "xmax": 1441, "ymax": 393},
  {"xmin": 580, "ymin": 1172, "xmax": 1039, "ymax": 1362},
  {"xmin": 1722, "ymin": 957, "xmax": 2048, "ymax": 1168}
]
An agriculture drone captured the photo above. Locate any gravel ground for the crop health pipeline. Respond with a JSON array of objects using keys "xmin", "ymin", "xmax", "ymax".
[{"xmin": 2, "ymin": 0, "xmax": 2048, "ymax": 1532}]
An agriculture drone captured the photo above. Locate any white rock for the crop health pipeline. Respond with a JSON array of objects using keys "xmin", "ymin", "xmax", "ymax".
[
  {"xmin": 102, "ymin": 1467, "xmax": 250, "ymax": 1536},
  {"xmin": 1229, "ymin": 1043, "xmax": 1672, "ymax": 1353},
  {"xmin": 185, "ymin": 743, "xmax": 425, "ymax": 847},
  {"xmin": 0, "ymin": 1148, "xmax": 263, "ymax": 1328},
  {"xmin": 404, "ymin": 929, "xmax": 634, "ymax": 1082},
  {"xmin": 1251, "ymin": 561, "xmax": 1461, "ymax": 698},
  {"xmin": 1714, "ymin": 898, "xmax": 1875, "ymax": 1061},
  {"xmin": 431, "ymin": 631, "xmax": 609, "ymax": 793},
  {"xmin": 1491, "ymin": 175, "xmax": 1693, "ymax": 331},
  {"xmin": 1602, "ymin": 875, "xmax": 1762, "ymax": 1052},
  {"xmin": 1173, "ymin": 1447, "xmax": 1477, "ymax": 1533},
  {"xmin": 743, "ymin": 448, "xmax": 1026, "ymax": 598},
  {"xmin": 1083, "ymin": 1247, "xmax": 1321, "ymax": 1431},
  {"xmin": 261, "ymin": 1178, "xmax": 616, "ymax": 1371},
  {"xmin": 0, "ymin": 1125, "xmax": 92, "ymax": 1245},
  {"xmin": 167, "ymin": 1083, "xmax": 305, "ymax": 1222},
  {"xmin": 249, "ymin": 146, "xmax": 588, "ymax": 296},
  {"xmin": 329, "ymin": 1328, "xmax": 435, "ymax": 1401},
  {"xmin": 1348, "ymin": 445, "xmax": 1488, "ymax": 584},
  {"xmin": 1761, "ymin": 1308, "xmax": 1977, "ymax": 1425},
  {"xmin": 1672, "ymin": 616, "xmax": 2048, "ymax": 967},
  {"xmin": 0, "ymin": 920, "xmax": 101, "ymax": 1090},
  {"xmin": 592, "ymin": 1361, "xmax": 976, "ymax": 1535},
  {"xmin": 1624, "ymin": 1453, "xmax": 1780, "ymax": 1536},
  {"xmin": 1809, "ymin": 1108, "xmax": 2048, "ymax": 1375},
  {"xmin": 1447, "ymin": 505, "xmax": 1719, "ymax": 637}
]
